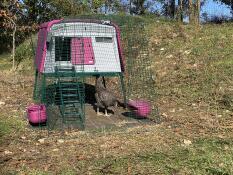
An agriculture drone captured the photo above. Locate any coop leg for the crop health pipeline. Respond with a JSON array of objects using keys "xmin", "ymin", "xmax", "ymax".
[
  {"xmin": 119, "ymin": 74, "xmax": 127, "ymax": 108},
  {"xmin": 103, "ymin": 76, "xmax": 106, "ymax": 88},
  {"xmin": 33, "ymin": 69, "xmax": 39, "ymax": 100},
  {"xmin": 41, "ymin": 74, "xmax": 46, "ymax": 104}
]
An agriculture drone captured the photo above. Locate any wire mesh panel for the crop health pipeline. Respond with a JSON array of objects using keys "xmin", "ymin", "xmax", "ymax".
[
  {"xmin": 33, "ymin": 16, "xmax": 159, "ymax": 131},
  {"xmin": 123, "ymin": 21, "xmax": 160, "ymax": 122},
  {"xmin": 75, "ymin": 15, "xmax": 160, "ymax": 122},
  {"xmin": 42, "ymin": 75, "xmax": 85, "ymax": 130}
]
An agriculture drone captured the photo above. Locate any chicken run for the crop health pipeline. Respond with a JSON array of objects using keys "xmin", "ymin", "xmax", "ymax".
[{"xmin": 31, "ymin": 16, "xmax": 159, "ymax": 130}]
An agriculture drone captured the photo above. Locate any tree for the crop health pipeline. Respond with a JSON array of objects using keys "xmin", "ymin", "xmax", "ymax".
[
  {"xmin": 178, "ymin": 0, "xmax": 183, "ymax": 22},
  {"xmin": 168, "ymin": 0, "xmax": 176, "ymax": 18},
  {"xmin": 129, "ymin": 0, "xmax": 147, "ymax": 15},
  {"xmin": 23, "ymin": 0, "xmax": 91, "ymax": 24},
  {"xmin": 0, "ymin": 0, "xmax": 39, "ymax": 68},
  {"xmin": 103, "ymin": 0, "xmax": 122, "ymax": 14},
  {"xmin": 188, "ymin": 0, "xmax": 194, "ymax": 23},
  {"xmin": 0, "ymin": 0, "xmax": 23, "ymax": 70},
  {"xmin": 214, "ymin": 0, "xmax": 233, "ymax": 15},
  {"xmin": 91, "ymin": 0, "xmax": 105, "ymax": 13},
  {"xmin": 160, "ymin": 0, "xmax": 176, "ymax": 18},
  {"xmin": 188, "ymin": 0, "xmax": 202, "ymax": 24},
  {"xmin": 194, "ymin": 0, "xmax": 200, "ymax": 24}
]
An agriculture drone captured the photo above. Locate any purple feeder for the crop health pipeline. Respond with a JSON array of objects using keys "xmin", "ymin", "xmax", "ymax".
[
  {"xmin": 27, "ymin": 104, "xmax": 47, "ymax": 124},
  {"xmin": 128, "ymin": 100, "xmax": 151, "ymax": 118}
]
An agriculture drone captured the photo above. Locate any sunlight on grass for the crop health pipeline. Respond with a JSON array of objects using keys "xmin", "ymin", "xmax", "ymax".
[
  {"xmin": 0, "ymin": 116, "xmax": 25, "ymax": 143},
  {"xmin": 81, "ymin": 138, "xmax": 233, "ymax": 175},
  {"xmin": 216, "ymin": 58, "xmax": 233, "ymax": 66},
  {"xmin": 0, "ymin": 53, "xmax": 12, "ymax": 70}
]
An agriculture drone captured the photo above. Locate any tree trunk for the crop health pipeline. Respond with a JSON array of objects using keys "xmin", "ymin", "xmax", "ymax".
[
  {"xmin": 189, "ymin": 0, "xmax": 193, "ymax": 24},
  {"xmin": 178, "ymin": 0, "xmax": 183, "ymax": 22},
  {"xmin": 104, "ymin": 0, "xmax": 108, "ymax": 14},
  {"xmin": 195, "ymin": 0, "xmax": 200, "ymax": 25},
  {"xmin": 129, "ymin": 0, "xmax": 132, "ymax": 15},
  {"xmin": 165, "ymin": 0, "xmax": 175, "ymax": 18},
  {"xmin": 170, "ymin": 0, "xmax": 176, "ymax": 18},
  {"xmin": 12, "ymin": 25, "xmax": 16, "ymax": 70}
]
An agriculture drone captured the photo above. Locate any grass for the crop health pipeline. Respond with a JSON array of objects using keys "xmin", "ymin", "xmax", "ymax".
[
  {"xmin": 149, "ymin": 21, "xmax": 233, "ymax": 111},
  {"xmin": 0, "ymin": 115, "xmax": 25, "ymax": 143},
  {"xmin": 0, "ymin": 15, "xmax": 233, "ymax": 174},
  {"xmin": 0, "ymin": 53, "xmax": 12, "ymax": 70},
  {"xmin": 101, "ymin": 139, "xmax": 231, "ymax": 175},
  {"xmin": 10, "ymin": 138, "xmax": 232, "ymax": 175},
  {"xmin": 0, "ymin": 37, "xmax": 35, "ymax": 72},
  {"xmin": 73, "ymin": 138, "xmax": 233, "ymax": 175}
]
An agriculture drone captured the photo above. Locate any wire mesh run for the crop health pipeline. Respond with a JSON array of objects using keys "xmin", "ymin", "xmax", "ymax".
[{"xmin": 32, "ymin": 16, "xmax": 159, "ymax": 131}]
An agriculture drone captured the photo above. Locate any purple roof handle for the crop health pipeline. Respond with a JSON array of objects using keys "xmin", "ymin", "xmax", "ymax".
[{"xmin": 35, "ymin": 19, "xmax": 62, "ymax": 73}]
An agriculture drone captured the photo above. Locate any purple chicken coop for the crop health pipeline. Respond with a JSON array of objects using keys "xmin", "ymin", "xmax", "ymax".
[{"xmin": 33, "ymin": 19, "xmax": 127, "ymax": 129}]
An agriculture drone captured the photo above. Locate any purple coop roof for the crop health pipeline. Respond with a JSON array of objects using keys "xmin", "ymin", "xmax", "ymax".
[{"xmin": 35, "ymin": 19, "xmax": 125, "ymax": 73}]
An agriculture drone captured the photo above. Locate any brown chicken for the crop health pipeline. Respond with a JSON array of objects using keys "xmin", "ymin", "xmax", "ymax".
[{"xmin": 95, "ymin": 76, "xmax": 118, "ymax": 116}]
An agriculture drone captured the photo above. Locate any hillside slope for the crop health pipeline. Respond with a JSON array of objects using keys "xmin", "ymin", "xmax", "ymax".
[{"xmin": 0, "ymin": 17, "xmax": 233, "ymax": 174}]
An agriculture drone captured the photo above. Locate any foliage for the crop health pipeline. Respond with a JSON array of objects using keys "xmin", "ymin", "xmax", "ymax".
[
  {"xmin": 1, "ymin": 0, "xmax": 233, "ymax": 65},
  {"xmin": 92, "ymin": 0, "xmax": 105, "ymax": 13},
  {"xmin": 15, "ymin": 36, "xmax": 35, "ymax": 64},
  {"xmin": 0, "ymin": 0, "xmax": 20, "ymax": 53},
  {"xmin": 0, "ymin": 115, "xmax": 25, "ymax": 143},
  {"xmin": 214, "ymin": 0, "xmax": 233, "ymax": 13},
  {"xmin": 129, "ymin": 0, "xmax": 147, "ymax": 15},
  {"xmin": 0, "ymin": 14, "xmax": 233, "ymax": 174},
  {"xmin": 0, "ymin": 0, "xmax": 38, "ymax": 55}
]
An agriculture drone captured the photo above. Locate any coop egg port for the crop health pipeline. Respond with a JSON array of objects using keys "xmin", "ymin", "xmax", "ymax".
[{"xmin": 30, "ymin": 18, "xmax": 156, "ymax": 130}]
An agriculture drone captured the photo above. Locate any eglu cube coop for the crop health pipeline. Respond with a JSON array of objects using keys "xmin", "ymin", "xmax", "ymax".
[{"xmin": 33, "ymin": 17, "xmax": 158, "ymax": 130}]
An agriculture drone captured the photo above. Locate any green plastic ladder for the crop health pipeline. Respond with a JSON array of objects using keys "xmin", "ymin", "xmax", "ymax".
[{"xmin": 55, "ymin": 66, "xmax": 85, "ymax": 128}]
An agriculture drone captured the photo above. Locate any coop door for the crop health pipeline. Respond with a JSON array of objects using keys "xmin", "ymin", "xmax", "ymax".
[
  {"xmin": 55, "ymin": 37, "xmax": 71, "ymax": 62},
  {"xmin": 71, "ymin": 37, "xmax": 95, "ymax": 65}
]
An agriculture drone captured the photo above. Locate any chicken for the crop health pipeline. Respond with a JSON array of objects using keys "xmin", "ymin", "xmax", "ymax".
[{"xmin": 95, "ymin": 75, "xmax": 118, "ymax": 117}]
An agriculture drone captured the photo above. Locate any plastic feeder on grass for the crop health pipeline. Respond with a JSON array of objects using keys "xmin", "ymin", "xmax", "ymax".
[
  {"xmin": 128, "ymin": 100, "xmax": 151, "ymax": 118},
  {"xmin": 27, "ymin": 104, "xmax": 47, "ymax": 124}
]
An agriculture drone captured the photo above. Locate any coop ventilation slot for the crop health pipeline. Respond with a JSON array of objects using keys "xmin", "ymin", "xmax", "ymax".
[{"xmin": 95, "ymin": 37, "xmax": 113, "ymax": 43}]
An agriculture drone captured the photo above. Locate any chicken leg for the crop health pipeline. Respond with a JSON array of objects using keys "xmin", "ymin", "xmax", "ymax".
[
  {"xmin": 104, "ymin": 109, "xmax": 111, "ymax": 117},
  {"xmin": 97, "ymin": 107, "xmax": 102, "ymax": 116}
]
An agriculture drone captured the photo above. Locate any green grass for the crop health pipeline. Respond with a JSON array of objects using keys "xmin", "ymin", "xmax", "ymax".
[
  {"xmin": 0, "ymin": 116, "xmax": 25, "ymax": 143},
  {"xmin": 75, "ymin": 138, "xmax": 233, "ymax": 175},
  {"xmin": 216, "ymin": 58, "xmax": 233, "ymax": 66},
  {"xmin": 0, "ymin": 34, "xmax": 36, "ymax": 72},
  {"xmin": 15, "ymin": 35, "xmax": 36, "ymax": 64},
  {"xmin": 0, "ymin": 53, "xmax": 12, "ymax": 70},
  {"xmin": 149, "ymin": 21, "xmax": 233, "ymax": 111},
  {"xmin": 15, "ymin": 138, "xmax": 231, "ymax": 175}
]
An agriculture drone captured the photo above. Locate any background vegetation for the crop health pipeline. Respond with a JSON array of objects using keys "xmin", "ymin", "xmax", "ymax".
[{"xmin": 0, "ymin": 0, "xmax": 233, "ymax": 174}]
